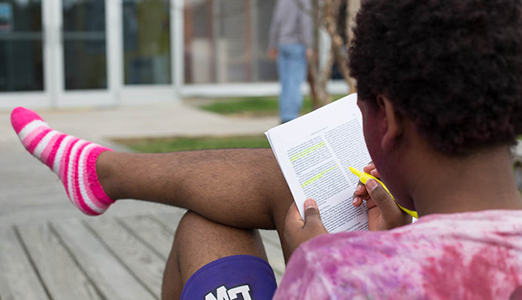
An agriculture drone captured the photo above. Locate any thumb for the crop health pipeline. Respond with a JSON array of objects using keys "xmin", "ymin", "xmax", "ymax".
[
  {"xmin": 303, "ymin": 199, "xmax": 323, "ymax": 226},
  {"xmin": 366, "ymin": 179, "xmax": 403, "ymax": 217}
]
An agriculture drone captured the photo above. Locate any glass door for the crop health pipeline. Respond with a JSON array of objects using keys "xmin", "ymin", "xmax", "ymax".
[
  {"xmin": 63, "ymin": 0, "xmax": 107, "ymax": 90},
  {"xmin": 0, "ymin": 1, "xmax": 43, "ymax": 92},
  {"xmin": 0, "ymin": 0, "xmax": 52, "ymax": 108},
  {"xmin": 122, "ymin": 0, "xmax": 171, "ymax": 85},
  {"xmin": 119, "ymin": 0, "xmax": 179, "ymax": 105},
  {"xmin": 55, "ymin": 0, "xmax": 116, "ymax": 106}
]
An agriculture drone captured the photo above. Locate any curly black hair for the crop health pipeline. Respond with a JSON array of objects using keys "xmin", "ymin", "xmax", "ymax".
[{"xmin": 349, "ymin": 0, "xmax": 522, "ymax": 156}]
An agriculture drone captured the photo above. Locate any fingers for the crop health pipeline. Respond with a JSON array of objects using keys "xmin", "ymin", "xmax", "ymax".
[
  {"xmin": 352, "ymin": 184, "xmax": 364, "ymax": 206},
  {"xmin": 286, "ymin": 199, "xmax": 325, "ymax": 228},
  {"xmin": 363, "ymin": 162, "xmax": 380, "ymax": 178},
  {"xmin": 350, "ymin": 162, "xmax": 412, "ymax": 230},
  {"xmin": 353, "ymin": 162, "xmax": 379, "ymax": 207},
  {"xmin": 365, "ymin": 179, "xmax": 403, "ymax": 219},
  {"xmin": 268, "ymin": 48, "xmax": 278, "ymax": 60},
  {"xmin": 303, "ymin": 199, "xmax": 323, "ymax": 227},
  {"xmin": 362, "ymin": 161, "xmax": 375, "ymax": 174},
  {"xmin": 306, "ymin": 49, "xmax": 315, "ymax": 61},
  {"xmin": 353, "ymin": 181, "xmax": 370, "ymax": 207},
  {"xmin": 285, "ymin": 202, "xmax": 304, "ymax": 226},
  {"xmin": 284, "ymin": 199, "xmax": 328, "ymax": 255},
  {"xmin": 365, "ymin": 197, "xmax": 378, "ymax": 210}
]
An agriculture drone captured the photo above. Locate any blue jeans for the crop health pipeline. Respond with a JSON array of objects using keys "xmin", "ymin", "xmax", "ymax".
[{"xmin": 277, "ymin": 44, "xmax": 307, "ymax": 123}]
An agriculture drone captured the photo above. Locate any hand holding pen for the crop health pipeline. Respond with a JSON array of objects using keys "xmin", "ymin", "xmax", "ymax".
[{"xmin": 352, "ymin": 162, "xmax": 413, "ymax": 231}]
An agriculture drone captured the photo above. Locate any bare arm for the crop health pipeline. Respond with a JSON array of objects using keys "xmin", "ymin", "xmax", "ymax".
[{"xmin": 268, "ymin": 0, "xmax": 283, "ymax": 50}]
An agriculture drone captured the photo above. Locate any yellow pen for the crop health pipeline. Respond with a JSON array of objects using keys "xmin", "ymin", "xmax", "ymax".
[{"xmin": 349, "ymin": 167, "xmax": 418, "ymax": 219}]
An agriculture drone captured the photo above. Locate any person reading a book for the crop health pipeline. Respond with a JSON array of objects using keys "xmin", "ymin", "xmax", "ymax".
[{"xmin": 9, "ymin": 0, "xmax": 522, "ymax": 298}]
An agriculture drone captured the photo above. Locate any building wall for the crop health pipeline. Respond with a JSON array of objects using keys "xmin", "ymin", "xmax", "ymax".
[{"xmin": 0, "ymin": 0, "xmax": 360, "ymax": 108}]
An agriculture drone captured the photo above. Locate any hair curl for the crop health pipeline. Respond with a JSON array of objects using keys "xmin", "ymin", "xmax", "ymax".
[{"xmin": 349, "ymin": 0, "xmax": 522, "ymax": 156}]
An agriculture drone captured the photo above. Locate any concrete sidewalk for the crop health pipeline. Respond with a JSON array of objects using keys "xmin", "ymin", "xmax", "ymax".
[
  {"xmin": 0, "ymin": 103, "xmax": 278, "ymax": 145},
  {"xmin": 0, "ymin": 104, "xmax": 279, "ymax": 225}
]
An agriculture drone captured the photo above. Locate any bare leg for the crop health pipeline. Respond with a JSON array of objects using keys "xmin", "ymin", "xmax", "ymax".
[
  {"xmin": 9, "ymin": 108, "xmax": 295, "ymax": 258},
  {"xmin": 161, "ymin": 211, "xmax": 269, "ymax": 299},
  {"xmin": 97, "ymin": 149, "xmax": 294, "ymax": 258}
]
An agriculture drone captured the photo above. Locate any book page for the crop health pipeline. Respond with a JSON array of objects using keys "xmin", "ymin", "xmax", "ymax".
[{"xmin": 266, "ymin": 94, "xmax": 370, "ymax": 233}]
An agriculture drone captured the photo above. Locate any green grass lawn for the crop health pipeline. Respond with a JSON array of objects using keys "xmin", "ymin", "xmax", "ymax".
[
  {"xmin": 200, "ymin": 95, "xmax": 346, "ymax": 116},
  {"xmin": 119, "ymin": 95, "xmax": 347, "ymax": 153},
  {"xmin": 116, "ymin": 136, "xmax": 270, "ymax": 153}
]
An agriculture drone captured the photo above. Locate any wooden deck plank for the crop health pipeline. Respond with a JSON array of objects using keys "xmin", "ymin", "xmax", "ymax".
[
  {"xmin": 152, "ymin": 210, "xmax": 185, "ymax": 233},
  {"xmin": 259, "ymin": 229, "xmax": 282, "ymax": 248},
  {"xmin": 0, "ymin": 211, "xmax": 287, "ymax": 299},
  {"xmin": 259, "ymin": 229, "xmax": 285, "ymax": 282},
  {"xmin": 118, "ymin": 215, "xmax": 175, "ymax": 260},
  {"xmin": 0, "ymin": 226, "xmax": 50, "ymax": 300},
  {"xmin": 84, "ymin": 219, "xmax": 166, "ymax": 298},
  {"xmin": 262, "ymin": 241, "xmax": 285, "ymax": 282},
  {"xmin": 52, "ymin": 220, "xmax": 156, "ymax": 300},
  {"xmin": 17, "ymin": 224, "xmax": 104, "ymax": 300}
]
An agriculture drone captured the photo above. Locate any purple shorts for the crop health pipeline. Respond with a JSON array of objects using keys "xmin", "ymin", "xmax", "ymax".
[{"xmin": 180, "ymin": 255, "xmax": 277, "ymax": 300}]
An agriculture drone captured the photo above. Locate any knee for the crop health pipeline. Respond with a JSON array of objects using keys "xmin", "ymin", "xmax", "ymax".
[
  {"xmin": 173, "ymin": 211, "xmax": 232, "ymax": 254},
  {"xmin": 178, "ymin": 210, "xmax": 201, "ymax": 228},
  {"xmin": 172, "ymin": 211, "xmax": 266, "ymax": 262},
  {"xmin": 173, "ymin": 211, "xmax": 204, "ymax": 248}
]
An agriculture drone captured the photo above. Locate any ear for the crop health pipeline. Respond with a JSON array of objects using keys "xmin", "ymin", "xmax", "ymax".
[{"xmin": 376, "ymin": 95, "xmax": 403, "ymax": 151}]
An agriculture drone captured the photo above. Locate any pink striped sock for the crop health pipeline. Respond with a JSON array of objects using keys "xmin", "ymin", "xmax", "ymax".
[{"xmin": 11, "ymin": 107, "xmax": 115, "ymax": 216}]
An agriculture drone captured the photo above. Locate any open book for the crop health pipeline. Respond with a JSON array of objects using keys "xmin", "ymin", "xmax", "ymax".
[{"xmin": 265, "ymin": 94, "xmax": 370, "ymax": 233}]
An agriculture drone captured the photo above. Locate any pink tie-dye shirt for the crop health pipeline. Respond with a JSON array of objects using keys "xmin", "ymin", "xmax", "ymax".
[{"xmin": 274, "ymin": 210, "xmax": 522, "ymax": 300}]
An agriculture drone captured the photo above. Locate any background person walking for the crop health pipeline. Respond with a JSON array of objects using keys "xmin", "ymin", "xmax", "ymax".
[{"xmin": 268, "ymin": 0, "xmax": 313, "ymax": 123}]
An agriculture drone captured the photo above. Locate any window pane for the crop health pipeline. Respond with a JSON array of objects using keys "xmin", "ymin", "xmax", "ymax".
[
  {"xmin": 218, "ymin": 0, "xmax": 249, "ymax": 83},
  {"xmin": 184, "ymin": 0, "xmax": 278, "ymax": 84},
  {"xmin": 254, "ymin": 0, "xmax": 277, "ymax": 82},
  {"xmin": 63, "ymin": 0, "xmax": 107, "ymax": 90},
  {"xmin": 0, "ymin": 0, "xmax": 44, "ymax": 92},
  {"xmin": 63, "ymin": 39, "xmax": 107, "ymax": 90},
  {"xmin": 123, "ymin": 0, "xmax": 171, "ymax": 85},
  {"xmin": 184, "ymin": 0, "xmax": 277, "ymax": 84},
  {"xmin": 184, "ymin": 0, "xmax": 214, "ymax": 84}
]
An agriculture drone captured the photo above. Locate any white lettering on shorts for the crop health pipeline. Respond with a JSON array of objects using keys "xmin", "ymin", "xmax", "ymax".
[{"xmin": 204, "ymin": 284, "xmax": 253, "ymax": 300}]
